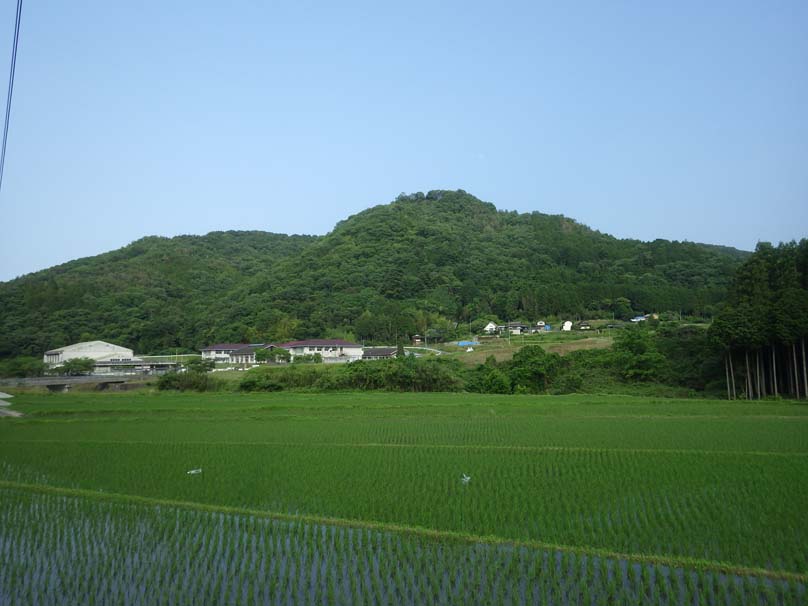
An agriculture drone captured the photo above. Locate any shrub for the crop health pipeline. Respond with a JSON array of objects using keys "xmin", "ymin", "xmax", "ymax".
[
  {"xmin": 238, "ymin": 368, "xmax": 284, "ymax": 392},
  {"xmin": 482, "ymin": 368, "xmax": 512, "ymax": 394},
  {"xmin": 611, "ymin": 327, "xmax": 666, "ymax": 382},
  {"xmin": 184, "ymin": 358, "xmax": 214, "ymax": 373},
  {"xmin": 292, "ymin": 353, "xmax": 322, "ymax": 364},
  {"xmin": 0, "ymin": 356, "xmax": 46, "ymax": 378},
  {"xmin": 157, "ymin": 371, "xmax": 224, "ymax": 392},
  {"xmin": 238, "ymin": 357, "xmax": 463, "ymax": 392},
  {"xmin": 56, "ymin": 357, "xmax": 96, "ymax": 376},
  {"xmin": 507, "ymin": 346, "xmax": 562, "ymax": 393}
]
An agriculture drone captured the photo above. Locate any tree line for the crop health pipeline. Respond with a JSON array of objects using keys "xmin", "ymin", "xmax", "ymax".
[{"xmin": 710, "ymin": 240, "xmax": 808, "ymax": 399}]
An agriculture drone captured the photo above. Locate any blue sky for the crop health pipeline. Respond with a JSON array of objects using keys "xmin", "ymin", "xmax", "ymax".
[{"xmin": 0, "ymin": 1, "xmax": 806, "ymax": 281}]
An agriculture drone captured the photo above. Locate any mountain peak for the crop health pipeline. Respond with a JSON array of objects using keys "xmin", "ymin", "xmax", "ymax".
[{"xmin": 0, "ymin": 191, "xmax": 746, "ymax": 357}]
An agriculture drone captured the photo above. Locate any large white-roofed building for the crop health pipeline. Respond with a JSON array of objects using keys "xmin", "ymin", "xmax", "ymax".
[{"xmin": 43, "ymin": 340, "xmax": 135, "ymax": 367}]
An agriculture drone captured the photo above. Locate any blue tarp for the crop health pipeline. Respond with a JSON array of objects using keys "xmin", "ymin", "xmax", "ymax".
[{"xmin": 457, "ymin": 341, "xmax": 480, "ymax": 346}]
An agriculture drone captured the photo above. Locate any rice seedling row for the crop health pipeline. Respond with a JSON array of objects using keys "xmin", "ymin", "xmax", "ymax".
[
  {"xmin": 1, "ymin": 439, "xmax": 805, "ymax": 574},
  {"xmin": 1, "ymin": 392, "xmax": 806, "ymax": 599},
  {"xmin": 1, "ymin": 488, "xmax": 803, "ymax": 606}
]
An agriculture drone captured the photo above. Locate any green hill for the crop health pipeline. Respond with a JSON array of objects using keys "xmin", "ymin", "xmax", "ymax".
[
  {"xmin": 0, "ymin": 190, "xmax": 746, "ymax": 357},
  {"xmin": 0, "ymin": 231, "xmax": 315, "ymax": 357}
]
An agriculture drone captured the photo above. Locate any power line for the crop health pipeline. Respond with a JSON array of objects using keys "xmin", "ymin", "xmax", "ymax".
[{"xmin": 0, "ymin": 0, "xmax": 23, "ymax": 194}]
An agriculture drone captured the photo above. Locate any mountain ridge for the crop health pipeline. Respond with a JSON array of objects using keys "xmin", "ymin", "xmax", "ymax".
[{"xmin": 0, "ymin": 190, "xmax": 747, "ymax": 358}]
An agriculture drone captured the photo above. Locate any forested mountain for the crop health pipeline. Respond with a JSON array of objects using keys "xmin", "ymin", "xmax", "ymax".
[
  {"xmin": 0, "ymin": 231, "xmax": 315, "ymax": 358},
  {"xmin": 0, "ymin": 190, "xmax": 747, "ymax": 357}
]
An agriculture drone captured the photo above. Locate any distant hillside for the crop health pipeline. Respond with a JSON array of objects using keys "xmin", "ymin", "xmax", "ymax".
[
  {"xmin": 0, "ymin": 231, "xmax": 316, "ymax": 357},
  {"xmin": 0, "ymin": 191, "xmax": 747, "ymax": 357}
]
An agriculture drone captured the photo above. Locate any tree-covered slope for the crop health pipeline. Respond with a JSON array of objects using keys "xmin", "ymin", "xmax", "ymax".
[
  {"xmin": 216, "ymin": 191, "xmax": 746, "ymax": 342},
  {"xmin": 0, "ymin": 231, "xmax": 316, "ymax": 357},
  {"xmin": 0, "ymin": 191, "xmax": 746, "ymax": 357}
]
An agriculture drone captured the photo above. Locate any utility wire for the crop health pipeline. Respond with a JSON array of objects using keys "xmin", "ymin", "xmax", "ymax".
[{"xmin": 0, "ymin": 0, "xmax": 23, "ymax": 194}]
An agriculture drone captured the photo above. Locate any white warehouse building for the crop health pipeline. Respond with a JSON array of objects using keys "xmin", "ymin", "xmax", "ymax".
[{"xmin": 43, "ymin": 340, "xmax": 135, "ymax": 367}]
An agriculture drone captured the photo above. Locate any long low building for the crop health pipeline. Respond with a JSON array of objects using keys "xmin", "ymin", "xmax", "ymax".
[
  {"xmin": 200, "ymin": 343, "xmax": 247, "ymax": 361},
  {"xmin": 362, "ymin": 347, "xmax": 398, "ymax": 360},
  {"xmin": 278, "ymin": 339, "xmax": 364, "ymax": 363},
  {"xmin": 202, "ymin": 339, "xmax": 365, "ymax": 364}
]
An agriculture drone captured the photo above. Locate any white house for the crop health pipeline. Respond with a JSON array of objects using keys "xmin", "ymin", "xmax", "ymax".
[
  {"xmin": 505, "ymin": 322, "xmax": 530, "ymax": 335},
  {"xmin": 229, "ymin": 344, "xmax": 282, "ymax": 364},
  {"xmin": 229, "ymin": 344, "xmax": 259, "ymax": 364},
  {"xmin": 483, "ymin": 321, "xmax": 498, "ymax": 335},
  {"xmin": 277, "ymin": 339, "xmax": 363, "ymax": 363},
  {"xmin": 201, "ymin": 343, "xmax": 246, "ymax": 361},
  {"xmin": 43, "ymin": 341, "xmax": 135, "ymax": 367},
  {"xmin": 489, "ymin": 322, "xmax": 530, "ymax": 336}
]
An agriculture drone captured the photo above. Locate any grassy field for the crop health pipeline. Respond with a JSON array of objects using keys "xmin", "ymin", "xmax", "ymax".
[
  {"xmin": 1, "ymin": 392, "xmax": 806, "ymax": 604},
  {"xmin": 439, "ymin": 333, "xmax": 614, "ymax": 366}
]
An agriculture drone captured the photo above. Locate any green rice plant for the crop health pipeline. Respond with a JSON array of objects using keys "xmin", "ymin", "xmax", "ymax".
[{"xmin": 1, "ymin": 392, "xmax": 807, "ymax": 604}]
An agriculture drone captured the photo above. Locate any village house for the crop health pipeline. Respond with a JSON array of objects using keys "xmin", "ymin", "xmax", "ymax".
[
  {"xmin": 201, "ymin": 343, "xmax": 245, "ymax": 361},
  {"xmin": 497, "ymin": 322, "xmax": 530, "ymax": 335},
  {"xmin": 229, "ymin": 344, "xmax": 281, "ymax": 365},
  {"xmin": 277, "ymin": 339, "xmax": 364, "ymax": 363},
  {"xmin": 483, "ymin": 321, "xmax": 498, "ymax": 335}
]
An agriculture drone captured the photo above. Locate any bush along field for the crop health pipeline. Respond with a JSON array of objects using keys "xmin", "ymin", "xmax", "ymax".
[{"xmin": 0, "ymin": 392, "xmax": 806, "ymax": 604}]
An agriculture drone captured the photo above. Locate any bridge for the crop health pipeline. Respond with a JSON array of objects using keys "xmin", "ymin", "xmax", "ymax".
[{"xmin": 0, "ymin": 375, "xmax": 144, "ymax": 392}]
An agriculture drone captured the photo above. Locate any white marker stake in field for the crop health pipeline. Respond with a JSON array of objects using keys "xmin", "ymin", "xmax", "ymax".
[{"xmin": 186, "ymin": 468, "xmax": 202, "ymax": 475}]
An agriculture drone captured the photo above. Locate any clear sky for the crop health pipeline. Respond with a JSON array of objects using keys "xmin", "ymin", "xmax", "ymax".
[{"xmin": 1, "ymin": 1, "xmax": 806, "ymax": 281}]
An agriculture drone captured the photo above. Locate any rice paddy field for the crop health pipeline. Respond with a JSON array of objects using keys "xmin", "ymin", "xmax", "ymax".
[{"xmin": 0, "ymin": 391, "xmax": 806, "ymax": 604}]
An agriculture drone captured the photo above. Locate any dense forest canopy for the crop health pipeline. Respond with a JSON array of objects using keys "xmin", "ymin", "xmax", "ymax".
[
  {"xmin": 0, "ymin": 190, "xmax": 748, "ymax": 358},
  {"xmin": 710, "ymin": 240, "xmax": 808, "ymax": 399}
]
